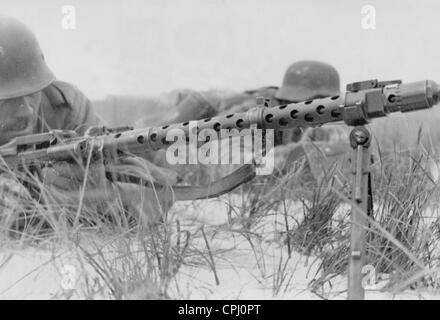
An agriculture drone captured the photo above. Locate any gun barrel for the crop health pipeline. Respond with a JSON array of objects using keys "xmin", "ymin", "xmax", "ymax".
[
  {"xmin": 2, "ymin": 80, "xmax": 438, "ymax": 167},
  {"xmin": 138, "ymin": 80, "xmax": 439, "ymax": 152}
]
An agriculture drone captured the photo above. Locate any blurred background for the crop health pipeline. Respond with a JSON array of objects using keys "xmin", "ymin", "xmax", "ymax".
[
  {"xmin": 3, "ymin": 0, "xmax": 440, "ymax": 133},
  {"xmin": 2, "ymin": 0, "xmax": 439, "ymax": 99}
]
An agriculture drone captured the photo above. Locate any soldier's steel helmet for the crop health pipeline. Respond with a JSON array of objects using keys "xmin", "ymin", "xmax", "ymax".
[
  {"xmin": 0, "ymin": 15, "xmax": 55, "ymax": 99},
  {"xmin": 275, "ymin": 60, "xmax": 340, "ymax": 102}
]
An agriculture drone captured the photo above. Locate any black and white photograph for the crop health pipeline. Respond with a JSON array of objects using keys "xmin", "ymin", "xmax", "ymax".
[{"xmin": 1, "ymin": 0, "xmax": 440, "ymax": 303}]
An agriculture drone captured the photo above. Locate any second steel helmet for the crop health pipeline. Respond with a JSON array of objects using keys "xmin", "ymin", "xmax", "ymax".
[
  {"xmin": 0, "ymin": 15, "xmax": 55, "ymax": 99},
  {"xmin": 275, "ymin": 60, "xmax": 340, "ymax": 102}
]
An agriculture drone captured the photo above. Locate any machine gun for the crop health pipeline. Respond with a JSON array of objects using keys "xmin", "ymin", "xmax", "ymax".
[
  {"xmin": 2, "ymin": 80, "xmax": 438, "ymax": 163},
  {"xmin": 142, "ymin": 79, "xmax": 438, "ymax": 145},
  {"xmin": 1, "ymin": 79, "xmax": 439, "ymax": 299},
  {"xmin": 0, "ymin": 79, "xmax": 438, "ymax": 201},
  {"xmin": 1, "ymin": 79, "xmax": 437, "ymax": 190}
]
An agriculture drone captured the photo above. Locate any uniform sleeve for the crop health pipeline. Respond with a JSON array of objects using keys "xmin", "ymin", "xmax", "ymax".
[
  {"xmin": 47, "ymin": 81, "xmax": 105, "ymax": 135},
  {"xmin": 166, "ymin": 91, "xmax": 222, "ymax": 124},
  {"xmin": 63, "ymin": 90, "xmax": 105, "ymax": 135},
  {"xmin": 219, "ymin": 87, "xmax": 278, "ymax": 115}
]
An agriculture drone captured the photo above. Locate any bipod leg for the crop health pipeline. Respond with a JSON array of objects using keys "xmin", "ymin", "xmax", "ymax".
[{"xmin": 347, "ymin": 126, "xmax": 371, "ymax": 300}]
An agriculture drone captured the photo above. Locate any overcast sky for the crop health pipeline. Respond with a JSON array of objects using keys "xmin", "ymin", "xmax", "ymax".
[{"xmin": 3, "ymin": 0, "xmax": 440, "ymax": 99}]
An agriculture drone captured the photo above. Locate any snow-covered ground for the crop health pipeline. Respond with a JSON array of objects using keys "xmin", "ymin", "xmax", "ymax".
[{"xmin": 1, "ymin": 196, "xmax": 440, "ymax": 300}]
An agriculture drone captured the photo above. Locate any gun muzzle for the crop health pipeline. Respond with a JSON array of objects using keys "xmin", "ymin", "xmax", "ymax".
[{"xmin": 383, "ymin": 80, "xmax": 440, "ymax": 113}]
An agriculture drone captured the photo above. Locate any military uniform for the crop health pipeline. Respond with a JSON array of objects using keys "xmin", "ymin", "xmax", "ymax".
[
  {"xmin": 37, "ymin": 81, "xmax": 103, "ymax": 135},
  {"xmin": 164, "ymin": 86, "xmax": 278, "ymax": 123},
  {"xmin": 0, "ymin": 16, "xmax": 178, "ymax": 230},
  {"xmin": 160, "ymin": 86, "xmax": 304, "ymax": 146},
  {"xmin": 151, "ymin": 61, "xmax": 348, "ymax": 183}
]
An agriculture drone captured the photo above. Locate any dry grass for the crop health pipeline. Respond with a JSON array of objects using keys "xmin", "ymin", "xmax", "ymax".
[
  {"xmin": 2, "ymin": 111, "xmax": 440, "ymax": 299},
  {"xmin": 304, "ymin": 118, "xmax": 440, "ymax": 297}
]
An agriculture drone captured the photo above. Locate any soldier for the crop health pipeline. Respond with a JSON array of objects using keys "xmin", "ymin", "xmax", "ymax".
[
  {"xmin": 153, "ymin": 61, "xmax": 345, "ymax": 149},
  {"xmin": 0, "ymin": 15, "xmax": 177, "ymax": 229},
  {"xmin": 147, "ymin": 61, "xmax": 347, "ymax": 178},
  {"xmin": 162, "ymin": 60, "xmax": 340, "ymax": 130}
]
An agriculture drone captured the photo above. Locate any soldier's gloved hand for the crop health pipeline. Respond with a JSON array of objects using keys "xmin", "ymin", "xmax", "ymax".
[
  {"xmin": 105, "ymin": 157, "xmax": 178, "ymax": 225},
  {"xmin": 41, "ymin": 157, "xmax": 178, "ymax": 226},
  {"xmin": 114, "ymin": 181, "xmax": 175, "ymax": 226},
  {"xmin": 108, "ymin": 156, "xmax": 179, "ymax": 186},
  {"xmin": 42, "ymin": 157, "xmax": 179, "ymax": 190},
  {"xmin": 41, "ymin": 161, "xmax": 115, "ymax": 218},
  {"xmin": 42, "ymin": 161, "xmax": 109, "ymax": 191}
]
